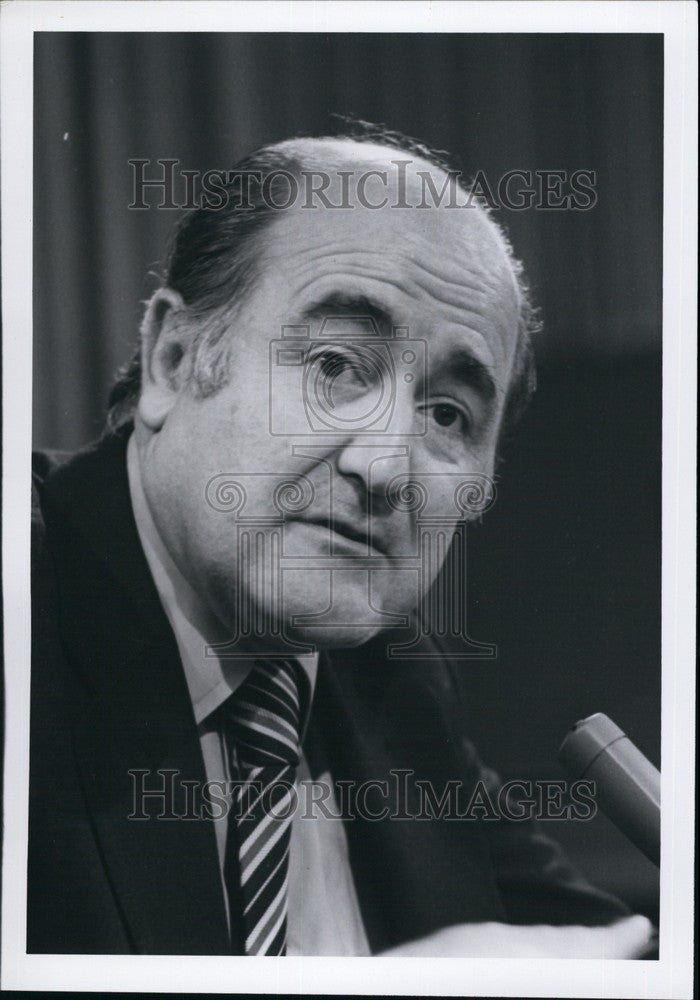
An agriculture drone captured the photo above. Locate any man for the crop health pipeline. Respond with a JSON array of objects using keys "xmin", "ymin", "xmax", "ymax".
[{"xmin": 29, "ymin": 129, "xmax": 652, "ymax": 957}]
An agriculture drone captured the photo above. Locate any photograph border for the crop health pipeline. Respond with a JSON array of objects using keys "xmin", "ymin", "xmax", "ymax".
[{"xmin": 1, "ymin": 2, "xmax": 696, "ymax": 996}]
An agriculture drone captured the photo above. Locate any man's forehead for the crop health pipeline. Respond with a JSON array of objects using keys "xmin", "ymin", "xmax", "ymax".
[
  {"xmin": 252, "ymin": 213, "xmax": 518, "ymax": 387},
  {"xmin": 267, "ymin": 207, "xmax": 514, "ymax": 303},
  {"xmin": 282, "ymin": 137, "xmax": 485, "ymax": 223},
  {"xmin": 239, "ymin": 138, "xmax": 523, "ymax": 383},
  {"xmin": 264, "ymin": 137, "xmax": 517, "ymax": 284}
]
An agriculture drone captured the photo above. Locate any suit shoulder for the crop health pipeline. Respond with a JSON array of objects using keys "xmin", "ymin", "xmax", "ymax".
[{"xmin": 32, "ymin": 448, "xmax": 73, "ymax": 560}]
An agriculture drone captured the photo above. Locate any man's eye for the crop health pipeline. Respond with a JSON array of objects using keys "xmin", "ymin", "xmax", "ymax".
[
  {"xmin": 429, "ymin": 402, "xmax": 470, "ymax": 434},
  {"xmin": 320, "ymin": 351, "xmax": 357, "ymax": 376},
  {"xmin": 433, "ymin": 403, "xmax": 459, "ymax": 427},
  {"xmin": 310, "ymin": 348, "xmax": 372, "ymax": 386}
]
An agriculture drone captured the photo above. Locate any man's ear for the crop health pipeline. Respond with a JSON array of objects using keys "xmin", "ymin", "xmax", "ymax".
[{"xmin": 138, "ymin": 288, "xmax": 191, "ymax": 430}]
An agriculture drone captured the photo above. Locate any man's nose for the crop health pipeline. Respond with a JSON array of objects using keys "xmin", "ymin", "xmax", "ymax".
[{"xmin": 335, "ymin": 388, "xmax": 416, "ymax": 504}]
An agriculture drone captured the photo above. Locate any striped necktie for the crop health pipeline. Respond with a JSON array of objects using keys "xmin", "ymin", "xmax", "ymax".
[{"xmin": 222, "ymin": 659, "xmax": 308, "ymax": 955}]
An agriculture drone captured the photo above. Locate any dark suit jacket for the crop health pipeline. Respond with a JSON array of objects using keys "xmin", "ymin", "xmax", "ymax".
[{"xmin": 28, "ymin": 429, "xmax": 627, "ymax": 954}]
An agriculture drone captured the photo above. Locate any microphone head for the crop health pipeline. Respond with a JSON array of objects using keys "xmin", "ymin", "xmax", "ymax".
[
  {"xmin": 558, "ymin": 712, "xmax": 625, "ymax": 778},
  {"xmin": 558, "ymin": 712, "xmax": 660, "ymax": 867}
]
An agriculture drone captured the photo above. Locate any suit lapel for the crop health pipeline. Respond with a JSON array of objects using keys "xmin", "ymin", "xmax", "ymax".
[
  {"xmin": 43, "ymin": 430, "xmax": 230, "ymax": 953},
  {"xmin": 310, "ymin": 642, "xmax": 505, "ymax": 953}
]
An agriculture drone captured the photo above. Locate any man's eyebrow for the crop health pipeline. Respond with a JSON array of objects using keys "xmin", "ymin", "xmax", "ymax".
[
  {"xmin": 300, "ymin": 294, "xmax": 498, "ymax": 402},
  {"xmin": 301, "ymin": 293, "xmax": 394, "ymax": 334},
  {"xmin": 441, "ymin": 347, "xmax": 498, "ymax": 404}
]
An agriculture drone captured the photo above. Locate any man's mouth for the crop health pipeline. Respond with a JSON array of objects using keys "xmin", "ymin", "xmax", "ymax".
[{"xmin": 293, "ymin": 516, "xmax": 388, "ymax": 555}]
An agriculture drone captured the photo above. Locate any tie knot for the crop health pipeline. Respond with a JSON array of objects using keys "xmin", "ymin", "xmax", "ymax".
[{"xmin": 225, "ymin": 659, "xmax": 307, "ymax": 768}]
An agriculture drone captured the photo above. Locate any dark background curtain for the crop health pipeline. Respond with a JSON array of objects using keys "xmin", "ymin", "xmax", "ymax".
[{"xmin": 33, "ymin": 33, "xmax": 662, "ymax": 916}]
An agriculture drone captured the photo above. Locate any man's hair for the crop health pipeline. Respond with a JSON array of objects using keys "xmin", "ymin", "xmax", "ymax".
[{"xmin": 108, "ymin": 122, "xmax": 539, "ymax": 435}]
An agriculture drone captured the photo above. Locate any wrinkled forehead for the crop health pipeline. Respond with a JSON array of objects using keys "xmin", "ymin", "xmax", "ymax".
[
  {"xmin": 260, "ymin": 138, "xmax": 521, "ymax": 309},
  {"xmin": 249, "ymin": 141, "xmax": 521, "ymax": 380}
]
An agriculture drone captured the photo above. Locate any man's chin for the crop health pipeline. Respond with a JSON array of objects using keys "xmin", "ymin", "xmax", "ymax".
[
  {"xmin": 286, "ymin": 621, "xmax": 386, "ymax": 651},
  {"xmin": 210, "ymin": 569, "xmax": 414, "ymax": 655},
  {"xmin": 280, "ymin": 568, "xmax": 411, "ymax": 650}
]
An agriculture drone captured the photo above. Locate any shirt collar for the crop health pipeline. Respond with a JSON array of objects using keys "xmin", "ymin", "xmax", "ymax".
[{"xmin": 126, "ymin": 433, "xmax": 318, "ymax": 726}]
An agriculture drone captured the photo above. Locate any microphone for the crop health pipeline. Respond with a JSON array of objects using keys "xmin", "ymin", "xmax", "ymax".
[{"xmin": 558, "ymin": 713, "xmax": 660, "ymax": 867}]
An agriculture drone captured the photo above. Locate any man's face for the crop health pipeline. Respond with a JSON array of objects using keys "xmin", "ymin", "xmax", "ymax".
[{"xmin": 139, "ymin": 152, "xmax": 521, "ymax": 650}]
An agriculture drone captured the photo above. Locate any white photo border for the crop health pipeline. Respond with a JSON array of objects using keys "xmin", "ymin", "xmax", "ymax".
[{"xmin": 2, "ymin": 2, "xmax": 697, "ymax": 996}]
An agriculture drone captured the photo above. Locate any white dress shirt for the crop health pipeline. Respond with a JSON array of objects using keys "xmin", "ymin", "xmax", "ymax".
[{"xmin": 126, "ymin": 434, "xmax": 370, "ymax": 955}]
